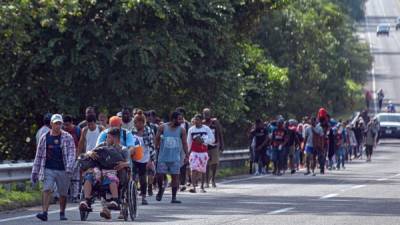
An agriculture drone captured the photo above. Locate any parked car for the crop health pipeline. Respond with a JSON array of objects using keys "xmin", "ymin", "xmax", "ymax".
[
  {"xmin": 376, "ymin": 113, "xmax": 400, "ymax": 138},
  {"xmin": 377, "ymin": 23, "xmax": 390, "ymax": 36}
]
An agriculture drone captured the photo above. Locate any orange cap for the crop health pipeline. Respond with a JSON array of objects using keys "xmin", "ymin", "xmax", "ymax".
[{"xmin": 109, "ymin": 116, "xmax": 122, "ymax": 127}]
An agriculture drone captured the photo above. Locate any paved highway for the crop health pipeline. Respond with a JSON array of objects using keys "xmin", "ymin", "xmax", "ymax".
[
  {"xmin": 1, "ymin": 140, "xmax": 399, "ymax": 224},
  {"xmin": 1, "ymin": 0, "xmax": 400, "ymax": 224},
  {"xmin": 364, "ymin": 0, "xmax": 400, "ymax": 110}
]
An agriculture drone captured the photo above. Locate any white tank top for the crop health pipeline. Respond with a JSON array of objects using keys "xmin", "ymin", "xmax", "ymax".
[{"xmin": 86, "ymin": 125, "xmax": 100, "ymax": 152}]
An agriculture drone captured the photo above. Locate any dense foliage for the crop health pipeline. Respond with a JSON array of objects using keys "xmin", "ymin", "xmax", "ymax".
[{"xmin": 0, "ymin": 0, "xmax": 371, "ymax": 160}]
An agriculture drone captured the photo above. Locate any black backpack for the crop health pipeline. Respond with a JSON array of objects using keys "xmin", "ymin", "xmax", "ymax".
[{"xmin": 79, "ymin": 146, "xmax": 125, "ymax": 170}]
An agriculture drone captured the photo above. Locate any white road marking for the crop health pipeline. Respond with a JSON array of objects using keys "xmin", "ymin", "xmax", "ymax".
[
  {"xmin": 220, "ymin": 175, "xmax": 265, "ymax": 184},
  {"xmin": 377, "ymin": 173, "xmax": 400, "ymax": 181},
  {"xmin": 0, "ymin": 206, "xmax": 78, "ymax": 223},
  {"xmin": 320, "ymin": 193, "xmax": 339, "ymax": 200},
  {"xmin": 350, "ymin": 185, "xmax": 367, "ymax": 190},
  {"xmin": 267, "ymin": 207, "xmax": 295, "ymax": 215}
]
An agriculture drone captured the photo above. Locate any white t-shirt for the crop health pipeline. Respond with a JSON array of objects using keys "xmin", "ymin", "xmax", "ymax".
[
  {"xmin": 134, "ymin": 135, "xmax": 150, "ymax": 163},
  {"xmin": 86, "ymin": 125, "xmax": 101, "ymax": 152},
  {"xmin": 122, "ymin": 119, "xmax": 135, "ymax": 131},
  {"xmin": 187, "ymin": 125, "xmax": 215, "ymax": 151},
  {"xmin": 305, "ymin": 125, "xmax": 323, "ymax": 148}
]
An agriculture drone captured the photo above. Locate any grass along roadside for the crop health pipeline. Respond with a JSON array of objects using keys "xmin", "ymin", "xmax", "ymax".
[
  {"xmin": 0, "ymin": 165, "xmax": 250, "ymax": 212},
  {"xmin": 216, "ymin": 164, "xmax": 249, "ymax": 179},
  {"xmin": 0, "ymin": 183, "xmax": 42, "ymax": 212}
]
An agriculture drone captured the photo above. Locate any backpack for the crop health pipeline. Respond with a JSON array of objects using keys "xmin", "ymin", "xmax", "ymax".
[{"xmin": 79, "ymin": 146, "xmax": 125, "ymax": 170}]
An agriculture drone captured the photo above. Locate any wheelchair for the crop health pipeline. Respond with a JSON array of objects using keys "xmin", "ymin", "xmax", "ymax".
[{"xmin": 79, "ymin": 168, "xmax": 138, "ymax": 221}]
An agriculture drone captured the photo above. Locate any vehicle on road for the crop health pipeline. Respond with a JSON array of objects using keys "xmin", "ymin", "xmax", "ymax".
[
  {"xmin": 396, "ymin": 17, "xmax": 400, "ymax": 30},
  {"xmin": 375, "ymin": 113, "xmax": 400, "ymax": 138},
  {"xmin": 377, "ymin": 23, "xmax": 390, "ymax": 36}
]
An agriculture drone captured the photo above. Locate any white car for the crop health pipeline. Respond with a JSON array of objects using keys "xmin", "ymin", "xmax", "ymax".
[
  {"xmin": 377, "ymin": 23, "xmax": 390, "ymax": 36},
  {"xmin": 376, "ymin": 113, "xmax": 400, "ymax": 138}
]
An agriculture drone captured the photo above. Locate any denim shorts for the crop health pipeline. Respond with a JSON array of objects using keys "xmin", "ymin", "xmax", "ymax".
[
  {"xmin": 43, "ymin": 169, "xmax": 70, "ymax": 197},
  {"xmin": 305, "ymin": 146, "xmax": 314, "ymax": 154},
  {"xmin": 156, "ymin": 161, "xmax": 181, "ymax": 175},
  {"xmin": 271, "ymin": 148, "xmax": 279, "ymax": 162}
]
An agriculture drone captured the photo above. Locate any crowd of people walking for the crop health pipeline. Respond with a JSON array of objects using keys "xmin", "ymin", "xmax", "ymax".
[
  {"xmin": 248, "ymin": 108, "xmax": 380, "ymax": 177},
  {"xmin": 31, "ymin": 106, "xmax": 224, "ymax": 221},
  {"xmin": 31, "ymin": 103, "xmax": 382, "ymax": 221}
]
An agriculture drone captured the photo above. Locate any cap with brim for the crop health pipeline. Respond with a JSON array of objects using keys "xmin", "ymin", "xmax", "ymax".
[
  {"xmin": 51, "ymin": 114, "xmax": 63, "ymax": 123},
  {"xmin": 109, "ymin": 116, "xmax": 122, "ymax": 127}
]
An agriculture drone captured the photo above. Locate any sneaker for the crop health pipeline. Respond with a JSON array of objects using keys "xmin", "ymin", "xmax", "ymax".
[
  {"xmin": 142, "ymin": 199, "xmax": 149, "ymax": 205},
  {"xmin": 180, "ymin": 186, "xmax": 187, "ymax": 192},
  {"xmin": 189, "ymin": 188, "xmax": 197, "ymax": 193},
  {"xmin": 36, "ymin": 212, "xmax": 48, "ymax": 221},
  {"xmin": 79, "ymin": 201, "xmax": 90, "ymax": 211},
  {"xmin": 156, "ymin": 188, "xmax": 165, "ymax": 201},
  {"xmin": 108, "ymin": 201, "xmax": 119, "ymax": 210},
  {"xmin": 148, "ymin": 189, "xmax": 154, "ymax": 197},
  {"xmin": 291, "ymin": 170, "xmax": 296, "ymax": 174},
  {"xmin": 100, "ymin": 208, "xmax": 111, "ymax": 220}
]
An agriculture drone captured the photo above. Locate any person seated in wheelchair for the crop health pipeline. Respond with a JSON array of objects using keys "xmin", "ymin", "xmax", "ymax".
[{"xmin": 79, "ymin": 127, "xmax": 130, "ymax": 219}]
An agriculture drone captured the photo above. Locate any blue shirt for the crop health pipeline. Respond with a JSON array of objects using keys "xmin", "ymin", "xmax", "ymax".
[
  {"xmin": 45, "ymin": 133, "xmax": 65, "ymax": 170},
  {"xmin": 96, "ymin": 128, "xmax": 140, "ymax": 148}
]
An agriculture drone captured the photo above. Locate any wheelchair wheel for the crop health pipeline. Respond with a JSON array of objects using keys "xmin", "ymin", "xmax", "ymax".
[
  {"xmin": 80, "ymin": 209, "xmax": 89, "ymax": 221},
  {"xmin": 127, "ymin": 180, "xmax": 138, "ymax": 221}
]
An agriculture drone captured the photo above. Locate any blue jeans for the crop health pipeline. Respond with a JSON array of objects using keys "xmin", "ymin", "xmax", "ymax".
[
  {"xmin": 294, "ymin": 149, "xmax": 301, "ymax": 165},
  {"xmin": 278, "ymin": 147, "xmax": 288, "ymax": 171},
  {"xmin": 336, "ymin": 147, "xmax": 345, "ymax": 168}
]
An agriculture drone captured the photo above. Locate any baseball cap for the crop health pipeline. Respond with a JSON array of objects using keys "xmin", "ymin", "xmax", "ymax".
[
  {"xmin": 51, "ymin": 114, "xmax": 63, "ymax": 124},
  {"xmin": 109, "ymin": 116, "xmax": 122, "ymax": 127}
]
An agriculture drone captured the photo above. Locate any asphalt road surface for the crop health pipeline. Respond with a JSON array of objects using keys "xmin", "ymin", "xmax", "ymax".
[
  {"xmin": 1, "ymin": 139, "xmax": 400, "ymax": 225},
  {"xmin": 1, "ymin": 0, "xmax": 400, "ymax": 224},
  {"xmin": 363, "ymin": 0, "xmax": 400, "ymax": 111}
]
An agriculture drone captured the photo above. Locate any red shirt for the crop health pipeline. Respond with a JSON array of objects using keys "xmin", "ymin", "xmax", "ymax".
[{"xmin": 64, "ymin": 126, "xmax": 80, "ymax": 148}]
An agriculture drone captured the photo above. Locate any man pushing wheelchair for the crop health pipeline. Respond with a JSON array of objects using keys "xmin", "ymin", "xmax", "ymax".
[{"xmin": 79, "ymin": 116, "xmax": 142, "ymax": 220}]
